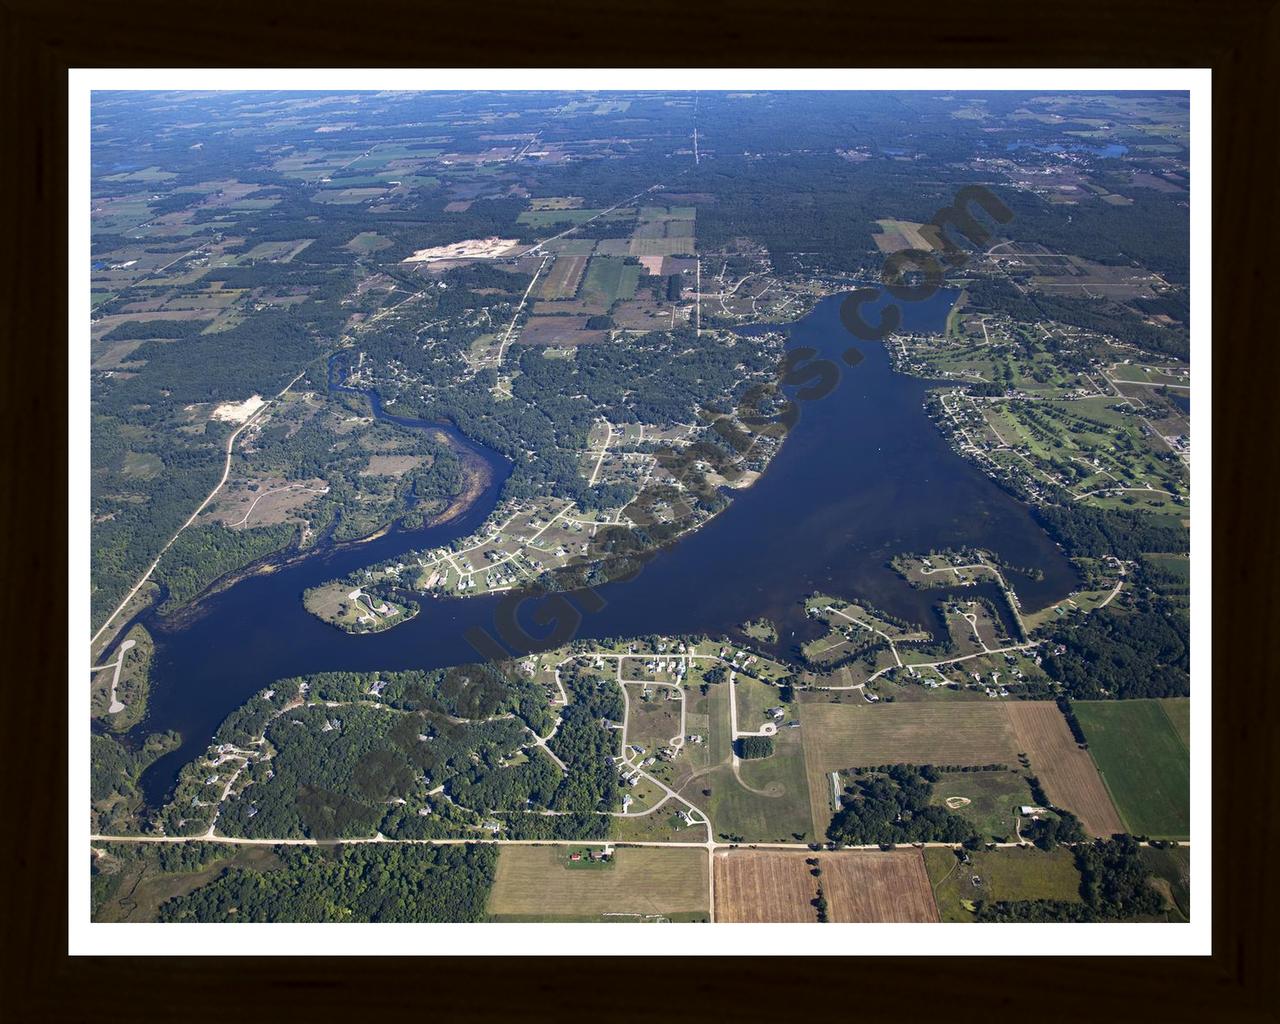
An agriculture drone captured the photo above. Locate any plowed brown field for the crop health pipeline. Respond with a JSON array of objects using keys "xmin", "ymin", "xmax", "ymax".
[
  {"xmin": 1007, "ymin": 702, "xmax": 1124, "ymax": 837},
  {"xmin": 714, "ymin": 849, "xmax": 938, "ymax": 923}
]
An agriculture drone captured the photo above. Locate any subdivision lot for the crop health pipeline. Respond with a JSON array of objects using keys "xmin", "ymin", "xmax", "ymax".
[
  {"xmin": 925, "ymin": 845, "xmax": 1082, "ymax": 922},
  {"xmin": 1073, "ymin": 700, "xmax": 1190, "ymax": 839},
  {"xmin": 486, "ymin": 845, "xmax": 708, "ymax": 922},
  {"xmin": 678, "ymin": 683, "xmax": 814, "ymax": 843},
  {"xmin": 714, "ymin": 849, "xmax": 938, "ymax": 923},
  {"xmin": 1006, "ymin": 702, "xmax": 1125, "ymax": 837},
  {"xmin": 625, "ymin": 686, "xmax": 681, "ymax": 752}
]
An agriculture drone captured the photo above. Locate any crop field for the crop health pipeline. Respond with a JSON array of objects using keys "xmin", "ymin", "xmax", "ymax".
[
  {"xmin": 1006, "ymin": 702, "xmax": 1125, "ymax": 837},
  {"xmin": 538, "ymin": 254, "xmax": 589, "ymax": 300},
  {"xmin": 516, "ymin": 208, "xmax": 610, "ymax": 228},
  {"xmin": 925, "ymin": 846, "xmax": 1083, "ymax": 922},
  {"xmin": 800, "ymin": 701, "xmax": 1021, "ymax": 835},
  {"xmin": 1160, "ymin": 697, "xmax": 1191, "ymax": 748},
  {"xmin": 517, "ymin": 316, "xmax": 608, "ymax": 347},
  {"xmin": 872, "ymin": 219, "xmax": 935, "ymax": 253},
  {"xmin": 628, "ymin": 237, "xmax": 694, "ymax": 257},
  {"xmin": 801, "ymin": 701, "xmax": 1020, "ymax": 767},
  {"xmin": 486, "ymin": 846, "xmax": 708, "ymax": 922},
  {"xmin": 713, "ymin": 850, "xmax": 818, "ymax": 922},
  {"xmin": 714, "ymin": 849, "xmax": 937, "ymax": 923},
  {"xmin": 580, "ymin": 256, "xmax": 643, "ymax": 306},
  {"xmin": 1073, "ymin": 700, "xmax": 1190, "ymax": 838}
]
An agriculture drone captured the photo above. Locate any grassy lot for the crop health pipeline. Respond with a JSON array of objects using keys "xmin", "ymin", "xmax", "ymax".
[
  {"xmin": 734, "ymin": 674, "xmax": 782, "ymax": 732},
  {"xmin": 924, "ymin": 846, "xmax": 1082, "ymax": 922},
  {"xmin": 485, "ymin": 845, "xmax": 708, "ymax": 922},
  {"xmin": 1073, "ymin": 700, "xmax": 1190, "ymax": 839},
  {"xmin": 1141, "ymin": 844, "xmax": 1191, "ymax": 922},
  {"xmin": 929, "ymin": 770, "xmax": 1035, "ymax": 843},
  {"xmin": 625, "ymin": 686, "xmax": 682, "ymax": 752}
]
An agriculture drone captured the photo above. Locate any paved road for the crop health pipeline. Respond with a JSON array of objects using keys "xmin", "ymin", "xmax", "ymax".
[{"xmin": 90, "ymin": 638, "xmax": 135, "ymax": 715}]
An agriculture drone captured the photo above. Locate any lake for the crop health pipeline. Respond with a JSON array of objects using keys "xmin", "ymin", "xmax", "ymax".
[{"xmin": 126, "ymin": 288, "xmax": 1078, "ymax": 806}]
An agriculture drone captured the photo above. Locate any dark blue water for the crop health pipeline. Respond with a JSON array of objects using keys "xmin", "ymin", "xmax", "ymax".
[{"xmin": 130, "ymin": 289, "xmax": 1078, "ymax": 806}]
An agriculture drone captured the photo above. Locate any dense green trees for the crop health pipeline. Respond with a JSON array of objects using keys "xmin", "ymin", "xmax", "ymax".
[
  {"xmin": 826, "ymin": 764, "xmax": 976, "ymax": 846},
  {"xmin": 736, "ymin": 736, "xmax": 775, "ymax": 760},
  {"xmin": 547, "ymin": 675, "xmax": 623, "ymax": 814},
  {"xmin": 1034, "ymin": 504, "xmax": 1188, "ymax": 560},
  {"xmin": 158, "ymin": 843, "xmax": 498, "ymax": 922},
  {"xmin": 1040, "ymin": 600, "xmax": 1189, "ymax": 699}
]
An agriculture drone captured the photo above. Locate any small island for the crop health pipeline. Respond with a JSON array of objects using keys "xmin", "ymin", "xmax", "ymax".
[
  {"xmin": 303, "ymin": 582, "xmax": 419, "ymax": 634},
  {"xmin": 740, "ymin": 618, "xmax": 778, "ymax": 644}
]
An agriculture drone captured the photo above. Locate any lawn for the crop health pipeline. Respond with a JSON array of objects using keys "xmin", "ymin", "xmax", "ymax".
[
  {"xmin": 924, "ymin": 846, "xmax": 1082, "ymax": 923},
  {"xmin": 1073, "ymin": 700, "xmax": 1190, "ymax": 839}
]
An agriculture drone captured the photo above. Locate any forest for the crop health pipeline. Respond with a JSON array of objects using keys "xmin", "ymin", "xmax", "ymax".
[
  {"xmin": 826, "ymin": 764, "xmax": 977, "ymax": 847},
  {"xmin": 156, "ymin": 843, "xmax": 497, "ymax": 923}
]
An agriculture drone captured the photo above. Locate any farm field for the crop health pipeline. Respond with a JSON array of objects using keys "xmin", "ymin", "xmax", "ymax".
[
  {"xmin": 1073, "ymin": 700, "xmax": 1190, "ymax": 839},
  {"xmin": 714, "ymin": 849, "xmax": 938, "ymax": 923},
  {"xmin": 579, "ymin": 255, "xmax": 643, "ymax": 307},
  {"xmin": 872, "ymin": 218, "xmax": 935, "ymax": 253},
  {"xmin": 485, "ymin": 845, "xmax": 708, "ymax": 922},
  {"xmin": 538, "ymin": 254, "xmax": 589, "ymax": 300},
  {"xmin": 800, "ymin": 700, "xmax": 1021, "ymax": 834},
  {"xmin": 1160, "ymin": 697, "xmax": 1192, "ymax": 748},
  {"xmin": 924, "ymin": 846, "xmax": 1083, "ymax": 922},
  {"xmin": 1006, "ymin": 702, "xmax": 1125, "ymax": 837}
]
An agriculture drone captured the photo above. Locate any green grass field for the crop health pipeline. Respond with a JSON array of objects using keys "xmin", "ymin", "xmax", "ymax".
[
  {"xmin": 580, "ymin": 256, "xmax": 642, "ymax": 306},
  {"xmin": 1074, "ymin": 700, "xmax": 1190, "ymax": 839},
  {"xmin": 924, "ymin": 846, "xmax": 1083, "ymax": 922},
  {"xmin": 928, "ymin": 770, "xmax": 1035, "ymax": 843}
]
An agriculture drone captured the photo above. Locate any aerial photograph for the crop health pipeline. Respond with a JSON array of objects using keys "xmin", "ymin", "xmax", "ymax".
[{"xmin": 85, "ymin": 85, "xmax": 1195, "ymax": 931}]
